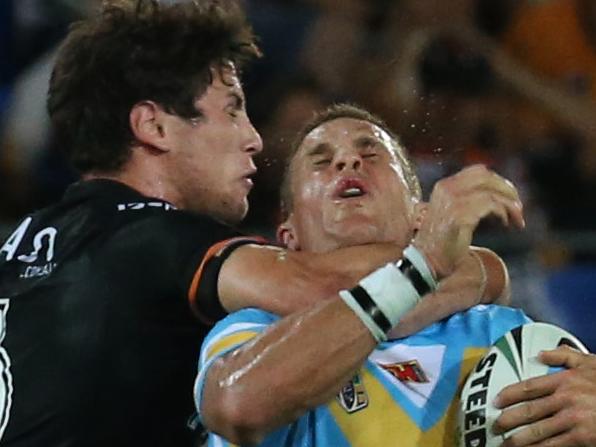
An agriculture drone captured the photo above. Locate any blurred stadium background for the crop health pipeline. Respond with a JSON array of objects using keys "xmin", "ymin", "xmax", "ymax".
[{"xmin": 1, "ymin": 0, "xmax": 594, "ymax": 350}]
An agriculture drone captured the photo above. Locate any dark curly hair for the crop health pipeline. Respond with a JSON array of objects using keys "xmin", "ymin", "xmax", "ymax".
[
  {"xmin": 280, "ymin": 103, "xmax": 422, "ymax": 219},
  {"xmin": 48, "ymin": 0, "xmax": 261, "ymax": 174}
]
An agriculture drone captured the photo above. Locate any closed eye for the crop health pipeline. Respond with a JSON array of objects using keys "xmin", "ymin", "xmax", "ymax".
[
  {"xmin": 313, "ymin": 158, "xmax": 331, "ymax": 167},
  {"xmin": 362, "ymin": 152, "xmax": 378, "ymax": 159}
]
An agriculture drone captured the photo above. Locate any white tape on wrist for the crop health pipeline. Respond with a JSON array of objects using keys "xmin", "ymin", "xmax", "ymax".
[
  {"xmin": 403, "ymin": 245, "xmax": 438, "ymax": 292},
  {"xmin": 339, "ymin": 262, "xmax": 422, "ymax": 343},
  {"xmin": 339, "ymin": 290, "xmax": 387, "ymax": 343},
  {"xmin": 358, "ymin": 263, "xmax": 420, "ymax": 327}
]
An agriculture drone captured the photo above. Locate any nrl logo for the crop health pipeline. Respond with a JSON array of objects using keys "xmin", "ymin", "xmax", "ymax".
[
  {"xmin": 378, "ymin": 360, "xmax": 429, "ymax": 383},
  {"xmin": 337, "ymin": 373, "xmax": 369, "ymax": 414}
]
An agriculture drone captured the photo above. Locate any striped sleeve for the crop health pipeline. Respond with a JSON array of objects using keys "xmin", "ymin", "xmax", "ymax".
[
  {"xmin": 187, "ymin": 236, "xmax": 267, "ymax": 324},
  {"xmin": 194, "ymin": 308, "xmax": 278, "ymax": 420}
]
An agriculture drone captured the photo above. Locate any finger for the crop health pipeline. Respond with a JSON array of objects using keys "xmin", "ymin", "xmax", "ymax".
[
  {"xmin": 456, "ymin": 192, "xmax": 522, "ymax": 229},
  {"xmin": 501, "ymin": 431, "xmax": 576, "ymax": 447},
  {"xmin": 456, "ymin": 165, "xmax": 522, "ymax": 204},
  {"xmin": 455, "ymin": 164, "xmax": 491, "ymax": 179},
  {"xmin": 495, "ymin": 373, "xmax": 562, "ymax": 408},
  {"xmin": 501, "ymin": 414, "xmax": 568, "ymax": 447},
  {"xmin": 454, "ymin": 192, "xmax": 507, "ymax": 226},
  {"xmin": 480, "ymin": 175, "xmax": 520, "ymax": 205},
  {"xmin": 488, "ymin": 192, "xmax": 525, "ymax": 229},
  {"xmin": 446, "ymin": 165, "xmax": 498, "ymax": 197},
  {"xmin": 494, "ymin": 395, "xmax": 561, "ymax": 435},
  {"xmin": 539, "ymin": 347, "xmax": 586, "ymax": 369},
  {"xmin": 448, "ymin": 179, "xmax": 524, "ymax": 229},
  {"xmin": 430, "ymin": 167, "xmax": 522, "ymax": 226},
  {"xmin": 533, "ymin": 430, "xmax": 589, "ymax": 447},
  {"xmin": 467, "ymin": 183, "xmax": 524, "ymax": 228}
]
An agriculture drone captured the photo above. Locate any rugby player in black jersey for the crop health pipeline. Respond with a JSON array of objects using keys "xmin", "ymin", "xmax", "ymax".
[{"xmin": 0, "ymin": 1, "xmax": 529, "ymax": 446}]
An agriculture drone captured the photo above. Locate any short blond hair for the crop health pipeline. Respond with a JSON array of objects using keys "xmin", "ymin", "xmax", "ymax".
[{"xmin": 280, "ymin": 103, "xmax": 421, "ymax": 218}]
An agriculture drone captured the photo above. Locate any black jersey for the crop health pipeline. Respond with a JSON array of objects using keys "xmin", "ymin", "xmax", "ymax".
[{"xmin": 0, "ymin": 180, "xmax": 260, "ymax": 447}]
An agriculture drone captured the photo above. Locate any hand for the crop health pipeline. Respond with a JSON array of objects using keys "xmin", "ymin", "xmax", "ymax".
[
  {"xmin": 493, "ymin": 346, "xmax": 596, "ymax": 446},
  {"xmin": 386, "ymin": 247, "xmax": 508, "ymax": 339},
  {"xmin": 413, "ymin": 165, "xmax": 524, "ymax": 279}
]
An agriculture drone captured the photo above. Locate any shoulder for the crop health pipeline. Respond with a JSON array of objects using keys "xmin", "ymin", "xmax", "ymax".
[
  {"xmin": 450, "ymin": 304, "xmax": 533, "ymax": 344},
  {"xmin": 105, "ymin": 207, "xmax": 240, "ymax": 258},
  {"xmin": 205, "ymin": 308, "xmax": 279, "ymax": 345},
  {"xmin": 404, "ymin": 305, "xmax": 531, "ymax": 344},
  {"xmin": 465, "ymin": 304, "xmax": 530, "ymax": 322},
  {"xmin": 199, "ymin": 309, "xmax": 278, "ymax": 363},
  {"xmin": 114, "ymin": 205, "xmax": 226, "ymax": 235},
  {"xmin": 66, "ymin": 179, "xmax": 236, "ymax": 241},
  {"xmin": 196, "ymin": 308, "xmax": 278, "ymax": 411}
]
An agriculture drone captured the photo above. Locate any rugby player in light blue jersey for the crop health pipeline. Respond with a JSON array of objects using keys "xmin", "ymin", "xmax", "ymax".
[{"xmin": 195, "ymin": 103, "xmax": 530, "ymax": 446}]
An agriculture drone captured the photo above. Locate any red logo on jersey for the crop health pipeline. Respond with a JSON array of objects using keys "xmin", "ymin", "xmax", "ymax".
[{"xmin": 378, "ymin": 360, "xmax": 429, "ymax": 383}]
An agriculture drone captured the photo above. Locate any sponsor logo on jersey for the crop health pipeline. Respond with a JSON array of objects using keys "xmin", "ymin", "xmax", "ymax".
[
  {"xmin": 378, "ymin": 360, "xmax": 429, "ymax": 383},
  {"xmin": 337, "ymin": 373, "xmax": 369, "ymax": 414},
  {"xmin": 460, "ymin": 351, "xmax": 497, "ymax": 447},
  {"xmin": 19, "ymin": 262, "xmax": 57, "ymax": 279},
  {"xmin": 116, "ymin": 201, "xmax": 176, "ymax": 211},
  {"xmin": 369, "ymin": 344, "xmax": 445, "ymax": 408},
  {"xmin": 2, "ymin": 218, "xmax": 60, "ymax": 282}
]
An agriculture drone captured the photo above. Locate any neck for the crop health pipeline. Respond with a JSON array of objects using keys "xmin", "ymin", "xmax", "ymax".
[{"xmin": 83, "ymin": 149, "xmax": 184, "ymax": 208}]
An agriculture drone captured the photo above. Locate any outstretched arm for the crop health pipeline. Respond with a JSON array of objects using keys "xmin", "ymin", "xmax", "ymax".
[
  {"xmin": 218, "ymin": 168, "xmax": 514, "ymax": 338},
  {"xmin": 218, "ymin": 240, "xmax": 401, "ymax": 316}
]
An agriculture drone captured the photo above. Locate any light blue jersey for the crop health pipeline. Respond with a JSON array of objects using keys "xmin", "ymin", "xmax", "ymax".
[{"xmin": 196, "ymin": 305, "xmax": 530, "ymax": 446}]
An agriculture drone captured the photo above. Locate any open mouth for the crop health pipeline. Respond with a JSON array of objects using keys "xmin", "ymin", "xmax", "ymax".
[
  {"xmin": 242, "ymin": 170, "xmax": 257, "ymax": 189},
  {"xmin": 335, "ymin": 178, "xmax": 368, "ymax": 200},
  {"xmin": 339, "ymin": 186, "xmax": 365, "ymax": 198}
]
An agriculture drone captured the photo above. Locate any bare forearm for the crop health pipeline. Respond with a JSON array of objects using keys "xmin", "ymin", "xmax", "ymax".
[
  {"xmin": 390, "ymin": 247, "xmax": 510, "ymax": 338},
  {"xmin": 220, "ymin": 244, "xmax": 509, "ymax": 332},
  {"xmin": 202, "ymin": 297, "xmax": 375, "ymax": 444},
  {"xmin": 219, "ymin": 242, "xmax": 401, "ymax": 315}
]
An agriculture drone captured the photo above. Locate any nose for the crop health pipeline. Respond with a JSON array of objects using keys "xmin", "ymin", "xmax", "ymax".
[
  {"xmin": 334, "ymin": 152, "xmax": 362, "ymax": 172},
  {"xmin": 243, "ymin": 118, "xmax": 263, "ymax": 155}
]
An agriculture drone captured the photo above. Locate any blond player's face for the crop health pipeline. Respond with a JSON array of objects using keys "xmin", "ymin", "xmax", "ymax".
[
  {"xmin": 282, "ymin": 118, "xmax": 418, "ymax": 253},
  {"xmin": 166, "ymin": 66, "xmax": 263, "ymax": 224}
]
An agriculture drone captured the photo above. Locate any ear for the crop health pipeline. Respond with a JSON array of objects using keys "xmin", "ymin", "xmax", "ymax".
[
  {"xmin": 276, "ymin": 217, "xmax": 301, "ymax": 251},
  {"xmin": 412, "ymin": 201, "xmax": 428, "ymax": 231},
  {"xmin": 129, "ymin": 101, "xmax": 169, "ymax": 152}
]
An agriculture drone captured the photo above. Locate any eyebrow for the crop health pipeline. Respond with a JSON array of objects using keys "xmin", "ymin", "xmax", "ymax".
[
  {"xmin": 305, "ymin": 142, "xmax": 333, "ymax": 157},
  {"xmin": 354, "ymin": 134, "xmax": 381, "ymax": 148}
]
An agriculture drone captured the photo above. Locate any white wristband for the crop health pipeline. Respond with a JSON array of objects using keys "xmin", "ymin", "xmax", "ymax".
[
  {"xmin": 403, "ymin": 245, "xmax": 438, "ymax": 291},
  {"xmin": 340, "ymin": 290, "xmax": 387, "ymax": 343},
  {"xmin": 359, "ymin": 263, "xmax": 420, "ymax": 327},
  {"xmin": 339, "ymin": 262, "xmax": 422, "ymax": 343}
]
